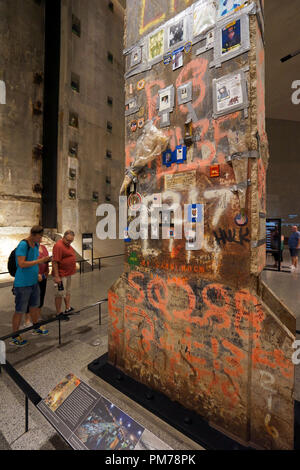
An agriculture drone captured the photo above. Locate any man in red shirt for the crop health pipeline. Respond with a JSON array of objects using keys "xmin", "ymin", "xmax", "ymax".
[{"xmin": 52, "ymin": 230, "xmax": 77, "ymax": 316}]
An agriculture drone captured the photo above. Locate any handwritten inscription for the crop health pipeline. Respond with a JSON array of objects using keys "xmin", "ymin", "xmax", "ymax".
[{"xmin": 213, "ymin": 227, "xmax": 250, "ymax": 247}]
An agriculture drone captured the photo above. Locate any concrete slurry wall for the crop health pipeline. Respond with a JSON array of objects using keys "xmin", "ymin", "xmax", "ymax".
[
  {"xmin": 0, "ymin": 0, "xmax": 45, "ymax": 227},
  {"xmin": 266, "ymin": 118, "xmax": 300, "ymax": 236},
  {"xmin": 107, "ymin": 0, "xmax": 296, "ymax": 449},
  {"xmin": 57, "ymin": 0, "xmax": 125, "ymax": 257}
]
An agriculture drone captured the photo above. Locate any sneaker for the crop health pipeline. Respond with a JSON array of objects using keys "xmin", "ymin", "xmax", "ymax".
[
  {"xmin": 9, "ymin": 336, "xmax": 28, "ymax": 347},
  {"xmin": 291, "ymin": 266, "xmax": 296, "ymax": 272},
  {"xmin": 32, "ymin": 327, "xmax": 49, "ymax": 336},
  {"xmin": 65, "ymin": 307, "xmax": 74, "ymax": 314},
  {"xmin": 23, "ymin": 322, "xmax": 33, "ymax": 329}
]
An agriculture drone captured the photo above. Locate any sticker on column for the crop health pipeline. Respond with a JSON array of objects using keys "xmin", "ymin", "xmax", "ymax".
[
  {"xmin": 160, "ymin": 112, "xmax": 170, "ymax": 128},
  {"xmin": 188, "ymin": 204, "xmax": 203, "ymax": 223},
  {"xmin": 172, "ymin": 50, "xmax": 183, "ymax": 70},
  {"xmin": 185, "ymin": 208, "xmax": 204, "ymax": 251},
  {"xmin": 218, "ymin": 0, "xmax": 248, "ymax": 18},
  {"xmin": 193, "ymin": 0, "xmax": 217, "ymax": 38},
  {"xmin": 130, "ymin": 46, "xmax": 142, "ymax": 68},
  {"xmin": 124, "ymin": 228, "xmax": 132, "ymax": 243},
  {"xmin": 175, "ymin": 145, "xmax": 187, "ymax": 164},
  {"xmin": 162, "ymin": 149, "xmax": 173, "ymax": 167},
  {"xmin": 152, "ymin": 193, "xmax": 162, "ymax": 207}
]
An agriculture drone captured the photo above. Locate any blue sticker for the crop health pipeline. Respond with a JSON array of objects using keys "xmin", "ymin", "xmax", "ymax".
[
  {"xmin": 124, "ymin": 228, "xmax": 131, "ymax": 242},
  {"xmin": 162, "ymin": 146, "xmax": 187, "ymax": 168},
  {"xmin": 163, "ymin": 52, "xmax": 173, "ymax": 65},
  {"xmin": 184, "ymin": 42, "xmax": 192, "ymax": 54},
  {"xmin": 175, "ymin": 145, "xmax": 187, "ymax": 164},
  {"xmin": 162, "ymin": 149, "xmax": 173, "ymax": 168},
  {"xmin": 188, "ymin": 204, "xmax": 203, "ymax": 223}
]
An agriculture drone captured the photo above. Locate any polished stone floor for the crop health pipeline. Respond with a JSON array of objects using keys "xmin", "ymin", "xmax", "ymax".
[
  {"xmin": 0, "ymin": 257, "xmax": 203, "ymax": 451},
  {"xmin": 0, "ymin": 252, "xmax": 299, "ymax": 450}
]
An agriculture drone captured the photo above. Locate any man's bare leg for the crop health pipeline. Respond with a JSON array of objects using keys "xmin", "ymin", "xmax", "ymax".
[
  {"xmin": 29, "ymin": 307, "xmax": 39, "ymax": 325},
  {"xmin": 64, "ymin": 294, "xmax": 71, "ymax": 311},
  {"xmin": 55, "ymin": 297, "xmax": 63, "ymax": 315}
]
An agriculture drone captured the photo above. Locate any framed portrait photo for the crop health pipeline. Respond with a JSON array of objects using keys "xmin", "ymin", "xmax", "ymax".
[
  {"xmin": 168, "ymin": 17, "xmax": 187, "ymax": 50},
  {"xmin": 222, "ymin": 19, "xmax": 241, "ymax": 55},
  {"xmin": 213, "ymin": 69, "xmax": 248, "ymax": 118},
  {"xmin": 211, "ymin": 9, "xmax": 252, "ymax": 68},
  {"xmin": 158, "ymin": 85, "xmax": 175, "ymax": 114}
]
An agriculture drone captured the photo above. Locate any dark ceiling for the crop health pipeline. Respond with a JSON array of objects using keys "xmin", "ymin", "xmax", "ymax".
[{"xmin": 265, "ymin": 0, "xmax": 300, "ymax": 121}]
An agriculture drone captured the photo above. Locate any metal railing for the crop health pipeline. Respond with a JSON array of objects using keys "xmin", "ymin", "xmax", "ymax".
[
  {"xmin": 0, "ymin": 299, "xmax": 108, "ymax": 346},
  {"xmin": 0, "ymin": 253, "xmax": 124, "ymax": 277}
]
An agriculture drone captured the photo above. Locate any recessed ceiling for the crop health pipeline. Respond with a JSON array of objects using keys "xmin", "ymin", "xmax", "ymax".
[{"xmin": 265, "ymin": 0, "xmax": 300, "ymax": 121}]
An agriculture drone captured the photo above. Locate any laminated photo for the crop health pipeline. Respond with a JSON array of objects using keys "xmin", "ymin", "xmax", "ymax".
[
  {"xmin": 216, "ymin": 73, "xmax": 243, "ymax": 112},
  {"xmin": 193, "ymin": 0, "xmax": 217, "ymax": 37},
  {"xmin": 218, "ymin": 0, "xmax": 248, "ymax": 18},
  {"xmin": 222, "ymin": 19, "xmax": 241, "ymax": 54},
  {"xmin": 149, "ymin": 29, "xmax": 164, "ymax": 61},
  {"xmin": 159, "ymin": 90, "xmax": 171, "ymax": 112},
  {"xmin": 168, "ymin": 19, "xmax": 185, "ymax": 49},
  {"xmin": 172, "ymin": 51, "xmax": 183, "ymax": 70},
  {"xmin": 130, "ymin": 47, "xmax": 142, "ymax": 67}
]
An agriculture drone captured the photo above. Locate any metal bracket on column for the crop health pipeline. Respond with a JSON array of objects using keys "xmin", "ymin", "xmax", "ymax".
[
  {"xmin": 231, "ymin": 180, "xmax": 251, "ymax": 193},
  {"xmin": 226, "ymin": 150, "xmax": 259, "ymax": 163},
  {"xmin": 252, "ymin": 238, "xmax": 266, "ymax": 248}
]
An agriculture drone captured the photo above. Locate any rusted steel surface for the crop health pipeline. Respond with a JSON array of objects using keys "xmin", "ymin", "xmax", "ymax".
[{"xmin": 108, "ymin": 0, "xmax": 295, "ymax": 449}]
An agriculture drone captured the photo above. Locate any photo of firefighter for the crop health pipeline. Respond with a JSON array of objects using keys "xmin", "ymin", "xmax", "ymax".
[{"xmin": 222, "ymin": 20, "xmax": 241, "ymax": 54}]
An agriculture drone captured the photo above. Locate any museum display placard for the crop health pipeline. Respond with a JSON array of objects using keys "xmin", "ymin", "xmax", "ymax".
[{"xmin": 38, "ymin": 374, "xmax": 172, "ymax": 451}]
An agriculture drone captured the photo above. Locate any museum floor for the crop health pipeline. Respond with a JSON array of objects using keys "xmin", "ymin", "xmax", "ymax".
[{"xmin": 0, "ymin": 253, "xmax": 299, "ymax": 451}]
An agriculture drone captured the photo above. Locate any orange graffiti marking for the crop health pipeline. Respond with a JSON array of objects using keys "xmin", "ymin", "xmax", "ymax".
[
  {"xmin": 145, "ymin": 79, "xmax": 166, "ymax": 122},
  {"xmin": 125, "ymin": 141, "xmax": 136, "ymax": 168},
  {"xmin": 176, "ymin": 57, "xmax": 208, "ymax": 111},
  {"xmin": 168, "ymin": 277, "xmax": 196, "ymax": 321},
  {"xmin": 139, "ymin": 308, "xmax": 155, "ymax": 353},
  {"xmin": 251, "ymin": 346, "xmax": 293, "ymax": 379},
  {"xmin": 202, "ymin": 284, "xmax": 231, "ymax": 330},
  {"xmin": 211, "ymin": 337, "xmax": 221, "ymax": 371},
  {"xmin": 235, "ymin": 290, "xmax": 265, "ymax": 342},
  {"xmin": 108, "ymin": 291, "xmax": 124, "ymax": 346},
  {"xmin": 147, "ymin": 275, "xmax": 172, "ymax": 322}
]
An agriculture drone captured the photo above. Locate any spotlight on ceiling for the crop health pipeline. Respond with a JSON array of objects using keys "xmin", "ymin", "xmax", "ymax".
[{"xmin": 281, "ymin": 49, "xmax": 300, "ymax": 63}]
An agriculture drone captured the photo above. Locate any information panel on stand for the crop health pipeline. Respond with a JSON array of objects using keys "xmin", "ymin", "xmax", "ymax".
[{"xmin": 37, "ymin": 373, "xmax": 172, "ymax": 451}]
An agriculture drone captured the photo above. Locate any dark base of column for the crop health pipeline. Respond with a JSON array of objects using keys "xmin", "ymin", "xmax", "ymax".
[{"xmin": 88, "ymin": 354, "xmax": 255, "ymax": 450}]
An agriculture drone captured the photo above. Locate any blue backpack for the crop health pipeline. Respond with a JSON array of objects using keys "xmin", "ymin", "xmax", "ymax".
[{"xmin": 7, "ymin": 240, "xmax": 30, "ymax": 277}]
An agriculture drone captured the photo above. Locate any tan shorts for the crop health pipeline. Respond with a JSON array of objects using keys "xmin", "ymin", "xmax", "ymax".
[{"xmin": 55, "ymin": 276, "xmax": 72, "ymax": 298}]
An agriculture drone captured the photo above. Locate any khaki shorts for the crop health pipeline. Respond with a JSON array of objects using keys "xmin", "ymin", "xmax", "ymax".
[{"xmin": 55, "ymin": 276, "xmax": 72, "ymax": 298}]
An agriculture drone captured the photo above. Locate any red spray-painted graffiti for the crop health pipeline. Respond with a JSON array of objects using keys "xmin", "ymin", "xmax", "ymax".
[{"xmin": 109, "ymin": 272, "xmax": 293, "ymax": 410}]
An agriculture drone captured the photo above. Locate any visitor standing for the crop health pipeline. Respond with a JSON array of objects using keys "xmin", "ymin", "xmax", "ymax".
[
  {"xmin": 52, "ymin": 230, "xmax": 77, "ymax": 317},
  {"xmin": 24, "ymin": 243, "xmax": 50, "ymax": 327},
  {"xmin": 10, "ymin": 226, "xmax": 51, "ymax": 347},
  {"xmin": 288, "ymin": 225, "xmax": 300, "ymax": 272}
]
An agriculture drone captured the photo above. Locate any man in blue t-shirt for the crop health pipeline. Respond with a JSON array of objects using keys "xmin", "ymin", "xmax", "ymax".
[
  {"xmin": 288, "ymin": 225, "xmax": 300, "ymax": 272},
  {"xmin": 11, "ymin": 226, "xmax": 52, "ymax": 347}
]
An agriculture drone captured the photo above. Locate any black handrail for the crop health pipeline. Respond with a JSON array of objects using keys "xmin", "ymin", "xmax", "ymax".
[
  {"xmin": 0, "ymin": 298, "xmax": 108, "ymax": 443},
  {"xmin": 0, "ymin": 254, "xmax": 124, "ymax": 277},
  {"xmin": 0, "ymin": 299, "xmax": 108, "ymax": 342}
]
